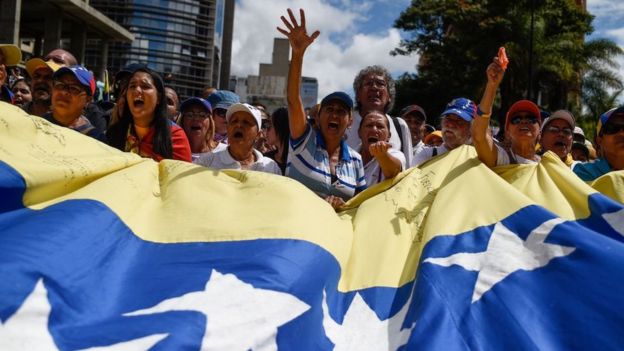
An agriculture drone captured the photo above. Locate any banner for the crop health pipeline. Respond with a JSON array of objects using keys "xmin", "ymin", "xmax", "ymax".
[{"xmin": 1, "ymin": 102, "xmax": 623, "ymax": 350}]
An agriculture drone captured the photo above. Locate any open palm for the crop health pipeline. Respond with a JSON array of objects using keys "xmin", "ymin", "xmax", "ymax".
[{"xmin": 277, "ymin": 9, "xmax": 320, "ymax": 54}]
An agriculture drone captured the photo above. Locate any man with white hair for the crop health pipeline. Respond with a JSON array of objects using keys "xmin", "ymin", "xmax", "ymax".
[
  {"xmin": 412, "ymin": 98, "xmax": 476, "ymax": 167},
  {"xmin": 346, "ymin": 65, "xmax": 413, "ymax": 167}
]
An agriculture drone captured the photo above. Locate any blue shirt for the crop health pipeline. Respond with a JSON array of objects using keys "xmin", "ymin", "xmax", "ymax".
[
  {"xmin": 287, "ymin": 124, "xmax": 366, "ymax": 201},
  {"xmin": 572, "ymin": 158, "xmax": 613, "ymax": 181}
]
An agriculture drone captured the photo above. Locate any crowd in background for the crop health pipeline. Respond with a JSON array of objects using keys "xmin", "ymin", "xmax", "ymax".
[{"xmin": 1, "ymin": 10, "xmax": 623, "ymax": 210}]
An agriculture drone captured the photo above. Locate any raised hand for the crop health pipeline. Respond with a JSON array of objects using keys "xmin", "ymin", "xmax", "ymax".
[
  {"xmin": 486, "ymin": 56, "xmax": 505, "ymax": 86},
  {"xmin": 277, "ymin": 9, "xmax": 320, "ymax": 54},
  {"xmin": 369, "ymin": 141, "xmax": 392, "ymax": 158}
]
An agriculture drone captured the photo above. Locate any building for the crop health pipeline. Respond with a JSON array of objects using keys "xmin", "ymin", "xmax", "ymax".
[
  {"xmin": 0, "ymin": 0, "xmax": 133, "ymax": 65},
  {"xmin": 87, "ymin": 0, "xmax": 234, "ymax": 99},
  {"xmin": 233, "ymin": 38, "xmax": 318, "ymax": 113}
]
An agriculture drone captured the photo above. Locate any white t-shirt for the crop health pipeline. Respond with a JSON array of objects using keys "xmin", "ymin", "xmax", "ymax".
[
  {"xmin": 195, "ymin": 147, "xmax": 281, "ymax": 175},
  {"xmin": 346, "ymin": 112, "xmax": 413, "ymax": 168},
  {"xmin": 412, "ymin": 144, "xmax": 449, "ymax": 167},
  {"xmin": 191, "ymin": 142, "xmax": 227, "ymax": 162},
  {"xmin": 495, "ymin": 144, "xmax": 541, "ymax": 165},
  {"xmin": 362, "ymin": 148, "xmax": 406, "ymax": 186},
  {"xmin": 412, "ymin": 140, "xmax": 425, "ymax": 160}
]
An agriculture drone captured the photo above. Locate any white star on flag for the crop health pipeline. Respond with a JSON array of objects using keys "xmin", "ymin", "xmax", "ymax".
[
  {"xmin": 125, "ymin": 269, "xmax": 309, "ymax": 350},
  {"xmin": 603, "ymin": 209, "xmax": 624, "ymax": 236},
  {"xmin": 0, "ymin": 280, "xmax": 167, "ymax": 351},
  {"xmin": 0, "ymin": 280, "xmax": 57, "ymax": 350},
  {"xmin": 321, "ymin": 289, "xmax": 415, "ymax": 350},
  {"xmin": 424, "ymin": 218, "xmax": 575, "ymax": 303}
]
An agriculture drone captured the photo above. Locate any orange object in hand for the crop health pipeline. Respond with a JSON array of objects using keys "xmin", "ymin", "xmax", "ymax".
[{"xmin": 498, "ymin": 47, "xmax": 509, "ymax": 70}]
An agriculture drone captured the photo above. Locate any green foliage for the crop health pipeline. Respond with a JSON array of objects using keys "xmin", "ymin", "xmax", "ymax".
[{"xmin": 392, "ymin": 0, "xmax": 622, "ymax": 134}]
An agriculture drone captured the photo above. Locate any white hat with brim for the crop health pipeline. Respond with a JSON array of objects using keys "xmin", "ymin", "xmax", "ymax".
[
  {"xmin": 25, "ymin": 58, "xmax": 62, "ymax": 77},
  {"xmin": 540, "ymin": 109, "xmax": 575, "ymax": 132},
  {"xmin": 226, "ymin": 103, "xmax": 262, "ymax": 129},
  {"xmin": 0, "ymin": 44, "xmax": 22, "ymax": 66}
]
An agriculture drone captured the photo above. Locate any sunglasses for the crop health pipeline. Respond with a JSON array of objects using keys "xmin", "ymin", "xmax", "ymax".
[
  {"xmin": 510, "ymin": 114, "xmax": 539, "ymax": 125},
  {"xmin": 545, "ymin": 126, "xmax": 573, "ymax": 136},
  {"xmin": 53, "ymin": 81, "xmax": 86, "ymax": 96},
  {"xmin": 213, "ymin": 109, "xmax": 227, "ymax": 118},
  {"xmin": 602, "ymin": 123, "xmax": 624, "ymax": 135}
]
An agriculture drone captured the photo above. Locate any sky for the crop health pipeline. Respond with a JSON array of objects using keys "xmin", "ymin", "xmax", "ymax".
[{"xmin": 231, "ymin": 0, "xmax": 624, "ymax": 101}]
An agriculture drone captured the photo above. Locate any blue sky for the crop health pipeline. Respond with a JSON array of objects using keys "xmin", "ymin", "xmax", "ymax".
[{"xmin": 232, "ymin": 0, "xmax": 624, "ymax": 100}]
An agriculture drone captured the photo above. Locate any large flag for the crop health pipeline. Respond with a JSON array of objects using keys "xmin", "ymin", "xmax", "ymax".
[{"xmin": 1, "ymin": 101, "xmax": 623, "ymax": 350}]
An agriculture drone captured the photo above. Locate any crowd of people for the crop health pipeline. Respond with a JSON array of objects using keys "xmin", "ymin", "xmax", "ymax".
[{"xmin": 1, "ymin": 9, "xmax": 622, "ymax": 210}]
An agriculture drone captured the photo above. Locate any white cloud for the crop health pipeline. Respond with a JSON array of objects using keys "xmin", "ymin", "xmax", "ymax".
[{"xmin": 231, "ymin": 0, "xmax": 418, "ymax": 99}]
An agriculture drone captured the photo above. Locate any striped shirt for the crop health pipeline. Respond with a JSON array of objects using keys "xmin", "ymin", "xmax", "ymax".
[{"xmin": 287, "ymin": 124, "xmax": 366, "ymax": 201}]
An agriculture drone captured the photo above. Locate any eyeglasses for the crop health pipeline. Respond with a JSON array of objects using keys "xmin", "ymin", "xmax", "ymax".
[
  {"xmin": 363, "ymin": 79, "xmax": 387, "ymax": 89},
  {"xmin": 510, "ymin": 114, "xmax": 539, "ymax": 125},
  {"xmin": 545, "ymin": 126, "xmax": 573, "ymax": 136},
  {"xmin": 182, "ymin": 112, "xmax": 210, "ymax": 120},
  {"xmin": 53, "ymin": 81, "xmax": 85, "ymax": 96},
  {"xmin": 602, "ymin": 123, "xmax": 624, "ymax": 135}
]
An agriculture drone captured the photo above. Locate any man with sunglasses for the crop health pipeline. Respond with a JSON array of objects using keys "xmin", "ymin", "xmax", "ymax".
[
  {"xmin": 539, "ymin": 110, "xmax": 576, "ymax": 166},
  {"xmin": 43, "ymin": 65, "xmax": 106, "ymax": 141},
  {"xmin": 573, "ymin": 107, "xmax": 624, "ymax": 181}
]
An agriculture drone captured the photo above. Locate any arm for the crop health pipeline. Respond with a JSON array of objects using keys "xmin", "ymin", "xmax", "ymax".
[
  {"xmin": 370, "ymin": 141, "xmax": 403, "ymax": 178},
  {"xmin": 472, "ymin": 54, "xmax": 505, "ymax": 168},
  {"xmin": 277, "ymin": 9, "xmax": 320, "ymax": 140}
]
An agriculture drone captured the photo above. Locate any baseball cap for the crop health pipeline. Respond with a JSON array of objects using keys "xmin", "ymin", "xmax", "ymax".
[
  {"xmin": 25, "ymin": 58, "xmax": 62, "ymax": 77},
  {"xmin": 400, "ymin": 104, "xmax": 427, "ymax": 120},
  {"xmin": 320, "ymin": 91, "xmax": 353, "ymax": 110},
  {"xmin": 597, "ymin": 106, "xmax": 624, "ymax": 136},
  {"xmin": 424, "ymin": 130, "xmax": 443, "ymax": 145},
  {"xmin": 226, "ymin": 103, "xmax": 262, "ymax": 129},
  {"xmin": 540, "ymin": 109, "xmax": 575, "ymax": 132},
  {"xmin": 207, "ymin": 90, "xmax": 240, "ymax": 110},
  {"xmin": 440, "ymin": 98, "xmax": 476, "ymax": 122},
  {"xmin": 573, "ymin": 126, "xmax": 585, "ymax": 143},
  {"xmin": 0, "ymin": 44, "xmax": 22, "ymax": 66},
  {"xmin": 180, "ymin": 97, "xmax": 212, "ymax": 113},
  {"xmin": 505, "ymin": 100, "xmax": 541, "ymax": 129},
  {"xmin": 53, "ymin": 65, "xmax": 96, "ymax": 96}
]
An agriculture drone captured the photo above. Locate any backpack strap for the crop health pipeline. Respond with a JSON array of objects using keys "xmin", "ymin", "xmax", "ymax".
[
  {"xmin": 391, "ymin": 116, "xmax": 404, "ymax": 151},
  {"xmin": 432, "ymin": 147, "xmax": 438, "ymax": 157}
]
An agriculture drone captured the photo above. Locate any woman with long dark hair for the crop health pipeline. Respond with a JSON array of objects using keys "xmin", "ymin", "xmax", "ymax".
[
  {"xmin": 107, "ymin": 68, "xmax": 191, "ymax": 162},
  {"xmin": 264, "ymin": 107, "xmax": 290, "ymax": 175}
]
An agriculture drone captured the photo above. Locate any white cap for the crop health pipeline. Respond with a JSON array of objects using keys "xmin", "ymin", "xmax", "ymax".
[
  {"xmin": 226, "ymin": 103, "xmax": 262, "ymax": 129},
  {"xmin": 541, "ymin": 109, "xmax": 575, "ymax": 132},
  {"xmin": 573, "ymin": 126, "xmax": 585, "ymax": 137}
]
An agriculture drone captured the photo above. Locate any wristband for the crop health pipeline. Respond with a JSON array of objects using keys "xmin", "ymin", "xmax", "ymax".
[{"xmin": 477, "ymin": 106, "xmax": 491, "ymax": 118}]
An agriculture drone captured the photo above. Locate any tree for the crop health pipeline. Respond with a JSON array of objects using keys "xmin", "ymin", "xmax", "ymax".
[{"xmin": 392, "ymin": 0, "xmax": 622, "ymax": 136}]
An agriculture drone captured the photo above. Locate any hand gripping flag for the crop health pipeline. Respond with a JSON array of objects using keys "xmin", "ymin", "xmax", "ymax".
[{"xmin": 1, "ymin": 101, "xmax": 623, "ymax": 350}]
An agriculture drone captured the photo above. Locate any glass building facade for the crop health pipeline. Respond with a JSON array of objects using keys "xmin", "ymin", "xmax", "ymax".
[{"xmin": 86, "ymin": 0, "xmax": 222, "ymax": 99}]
